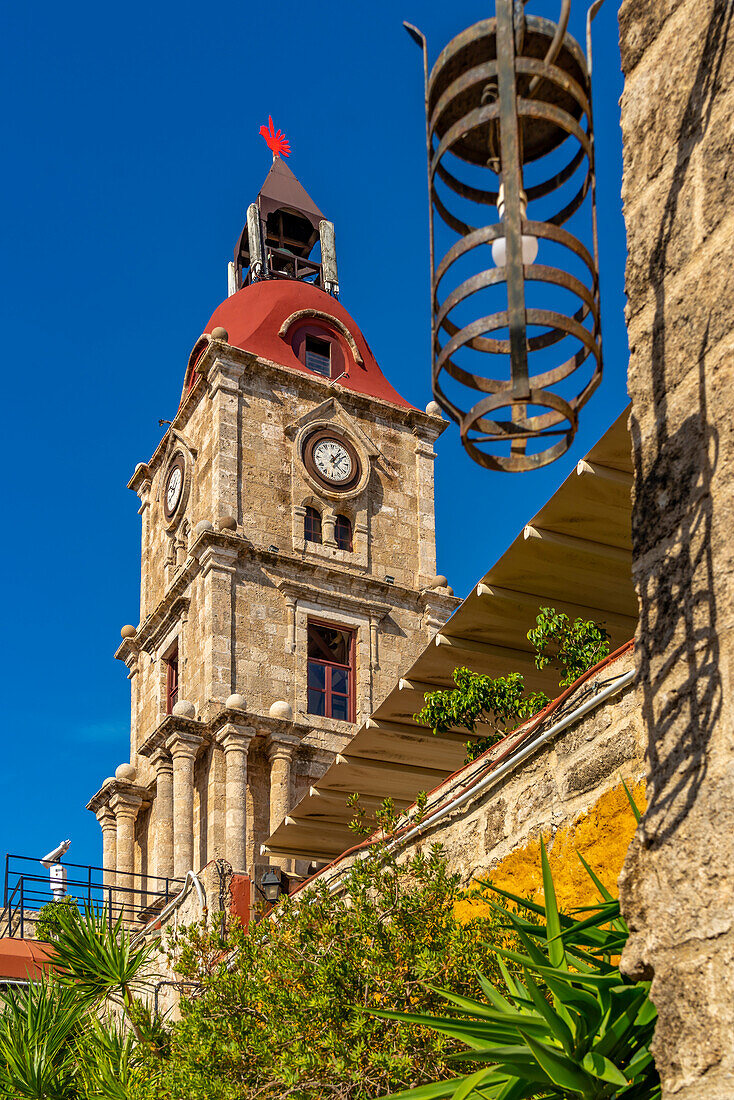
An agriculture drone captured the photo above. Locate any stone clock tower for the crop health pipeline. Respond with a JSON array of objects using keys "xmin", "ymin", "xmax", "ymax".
[{"xmin": 87, "ymin": 156, "xmax": 457, "ymax": 899}]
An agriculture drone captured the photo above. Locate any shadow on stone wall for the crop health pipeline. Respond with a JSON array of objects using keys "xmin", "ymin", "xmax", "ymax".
[{"xmin": 629, "ymin": 0, "xmax": 732, "ymax": 849}]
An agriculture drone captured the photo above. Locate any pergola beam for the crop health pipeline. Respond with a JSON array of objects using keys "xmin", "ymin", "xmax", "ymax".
[
  {"xmin": 365, "ymin": 716, "xmax": 477, "ymax": 744},
  {"xmin": 523, "ymin": 524, "xmax": 632, "ymax": 565},
  {"xmin": 576, "ymin": 459, "xmax": 633, "ymax": 487},
  {"xmin": 474, "ymin": 583, "xmax": 637, "ymax": 633}
]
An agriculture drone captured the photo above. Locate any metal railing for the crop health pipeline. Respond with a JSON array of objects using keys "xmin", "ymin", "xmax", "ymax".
[{"xmin": 2, "ymin": 854, "xmax": 184, "ymax": 939}]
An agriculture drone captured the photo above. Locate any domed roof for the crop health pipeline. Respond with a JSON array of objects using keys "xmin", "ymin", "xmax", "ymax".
[{"xmin": 202, "ymin": 280, "xmax": 415, "ymax": 410}]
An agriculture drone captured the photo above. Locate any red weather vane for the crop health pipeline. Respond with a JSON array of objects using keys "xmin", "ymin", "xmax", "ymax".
[{"xmin": 259, "ymin": 116, "xmax": 291, "ymax": 158}]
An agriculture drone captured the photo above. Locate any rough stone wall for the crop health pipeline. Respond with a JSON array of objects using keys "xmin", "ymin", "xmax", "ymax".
[{"xmin": 618, "ymin": 0, "xmax": 734, "ymax": 1095}]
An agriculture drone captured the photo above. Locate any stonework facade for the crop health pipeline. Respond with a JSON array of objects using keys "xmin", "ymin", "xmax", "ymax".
[
  {"xmin": 618, "ymin": 0, "xmax": 734, "ymax": 1095},
  {"xmin": 87, "ymin": 167, "xmax": 457, "ymax": 897}
]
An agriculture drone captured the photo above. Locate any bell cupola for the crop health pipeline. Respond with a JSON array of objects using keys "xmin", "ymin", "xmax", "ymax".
[{"xmin": 229, "ymin": 120, "xmax": 339, "ymax": 298}]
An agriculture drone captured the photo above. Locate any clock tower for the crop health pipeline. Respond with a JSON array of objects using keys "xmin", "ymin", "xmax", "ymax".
[{"xmin": 87, "ymin": 153, "xmax": 458, "ymax": 897}]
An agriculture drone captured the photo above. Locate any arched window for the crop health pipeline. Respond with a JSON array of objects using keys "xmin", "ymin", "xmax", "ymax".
[
  {"xmin": 334, "ymin": 514, "xmax": 353, "ymax": 552},
  {"xmin": 304, "ymin": 506, "xmax": 322, "ymax": 544}
]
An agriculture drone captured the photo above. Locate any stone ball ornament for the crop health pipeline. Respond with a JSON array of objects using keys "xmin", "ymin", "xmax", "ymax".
[
  {"xmin": 211, "ymin": 326, "xmax": 229, "ymax": 342},
  {"xmin": 195, "ymin": 520, "xmax": 214, "ymax": 535},
  {"xmin": 120, "ymin": 625, "xmax": 137, "ymax": 639},
  {"xmin": 269, "ymin": 700, "xmax": 293, "ymax": 721},
  {"xmin": 115, "ymin": 763, "xmax": 137, "ymax": 782},
  {"xmin": 226, "ymin": 693, "xmax": 247, "ymax": 711},
  {"xmin": 425, "ymin": 401, "xmax": 443, "ymax": 417},
  {"xmin": 217, "ymin": 515, "xmax": 237, "ymax": 531},
  {"xmin": 172, "ymin": 699, "xmax": 197, "ymax": 719},
  {"xmin": 431, "ymin": 575, "xmax": 449, "ymax": 589}
]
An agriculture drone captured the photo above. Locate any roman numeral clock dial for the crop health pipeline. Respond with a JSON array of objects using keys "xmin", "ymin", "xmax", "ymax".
[
  {"xmin": 314, "ymin": 440, "xmax": 352, "ymax": 482},
  {"xmin": 303, "ymin": 432, "xmax": 361, "ymax": 492},
  {"xmin": 163, "ymin": 455, "xmax": 185, "ymax": 520}
]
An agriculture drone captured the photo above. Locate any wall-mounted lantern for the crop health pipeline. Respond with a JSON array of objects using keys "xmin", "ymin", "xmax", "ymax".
[
  {"xmin": 260, "ymin": 868, "xmax": 288, "ymax": 904},
  {"xmin": 406, "ymin": 0, "xmax": 603, "ymax": 472}
]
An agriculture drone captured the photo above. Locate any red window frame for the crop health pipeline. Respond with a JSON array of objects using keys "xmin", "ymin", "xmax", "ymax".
[
  {"xmin": 165, "ymin": 647, "xmax": 179, "ymax": 714},
  {"xmin": 307, "ymin": 620, "xmax": 355, "ymax": 722},
  {"xmin": 304, "ymin": 506, "xmax": 322, "ymax": 544},
  {"xmin": 334, "ymin": 514, "xmax": 353, "ymax": 552}
]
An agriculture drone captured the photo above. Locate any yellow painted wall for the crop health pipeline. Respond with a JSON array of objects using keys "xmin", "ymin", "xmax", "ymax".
[{"xmin": 454, "ymin": 780, "xmax": 646, "ymax": 922}]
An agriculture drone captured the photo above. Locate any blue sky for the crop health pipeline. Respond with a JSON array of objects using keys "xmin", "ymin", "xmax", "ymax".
[{"xmin": 0, "ymin": 0, "xmax": 628, "ymax": 868}]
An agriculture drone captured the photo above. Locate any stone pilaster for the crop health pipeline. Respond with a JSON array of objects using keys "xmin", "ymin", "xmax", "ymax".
[
  {"xmin": 152, "ymin": 750, "xmax": 174, "ymax": 882},
  {"xmin": 166, "ymin": 731, "xmax": 203, "ymax": 878},
  {"xmin": 268, "ymin": 738, "xmax": 297, "ymax": 871},
  {"xmin": 207, "ymin": 355, "xmax": 244, "ymax": 524},
  {"xmin": 110, "ymin": 789, "xmax": 142, "ymax": 921},
  {"xmin": 199, "ymin": 543, "xmax": 238, "ymax": 706},
  {"xmin": 413, "ymin": 433, "xmax": 439, "ymax": 585},
  {"xmin": 219, "ymin": 723, "xmax": 255, "ymax": 873}
]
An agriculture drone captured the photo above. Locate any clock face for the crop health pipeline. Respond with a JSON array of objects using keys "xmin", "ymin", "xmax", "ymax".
[
  {"xmin": 164, "ymin": 458, "xmax": 185, "ymax": 519},
  {"xmin": 313, "ymin": 439, "xmax": 353, "ymax": 483},
  {"xmin": 303, "ymin": 431, "xmax": 361, "ymax": 492}
]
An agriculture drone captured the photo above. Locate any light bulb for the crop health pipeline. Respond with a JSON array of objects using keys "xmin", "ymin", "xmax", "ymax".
[
  {"xmin": 491, "ymin": 233, "xmax": 538, "ymax": 268},
  {"xmin": 491, "ymin": 183, "xmax": 538, "ymax": 268}
]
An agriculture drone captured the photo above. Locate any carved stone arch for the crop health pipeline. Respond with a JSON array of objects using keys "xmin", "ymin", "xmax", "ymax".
[{"xmin": 278, "ymin": 309, "xmax": 364, "ymax": 367}]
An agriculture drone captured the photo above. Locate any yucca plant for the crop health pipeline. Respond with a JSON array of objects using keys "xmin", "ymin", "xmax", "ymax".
[
  {"xmin": 51, "ymin": 905, "xmax": 158, "ymax": 1047},
  {"xmin": 0, "ymin": 906, "xmax": 161, "ymax": 1100},
  {"xmin": 0, "ymin": 975, "xmax": 84, "ymax": 1100},
  {"xmin": 373, "ymin": 837, "xmax": 659, "ymax": 1099}
]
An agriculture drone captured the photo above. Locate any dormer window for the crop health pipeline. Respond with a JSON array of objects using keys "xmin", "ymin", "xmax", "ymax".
[{"xmin": 305, "ymin": 335, "xmax": 331, "ymax": 377}]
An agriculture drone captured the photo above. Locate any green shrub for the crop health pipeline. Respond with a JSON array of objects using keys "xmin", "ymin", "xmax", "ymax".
[
  {"xmin": 34, "ymin": 896, "xmax": 80, "ymax": 944},
  {"xmin": 417, "ymin": 608, "xmax": 611, "ymax": 760},
  {"xmin": 129, "ymin": 831, "xmax": 512, "ymax": 1100}
]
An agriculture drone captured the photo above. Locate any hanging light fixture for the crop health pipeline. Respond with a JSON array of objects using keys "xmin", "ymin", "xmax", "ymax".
[{"xmin": 406, "ymin": 0, "xmax": 603, "ymax": 472}]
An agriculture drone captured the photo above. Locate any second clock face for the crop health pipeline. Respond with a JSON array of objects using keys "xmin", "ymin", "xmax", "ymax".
[
  {"xmin": 313, "ymin": 439, "xmax": 353, "ymax": 483},
  {"xmin": 303, "ymin": 431, "xmax": 361, "ymax": 492},
  {"xmin": 163, "ymin": 457, "xmax": 185, "ymax": 519}
]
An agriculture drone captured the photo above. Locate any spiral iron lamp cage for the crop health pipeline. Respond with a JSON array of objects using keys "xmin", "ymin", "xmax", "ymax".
[{"xmin": 407, "ymin": 0, "xmax": 603, "ymax": 472}]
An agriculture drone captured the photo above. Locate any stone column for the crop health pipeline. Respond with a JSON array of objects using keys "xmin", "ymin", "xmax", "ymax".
[
  {"xmin": 268, "ymin": 739, "xmax": 296, "ymax": 871},
  {"xmin": 322, "ymin": 511, "xmax": 337, "ymax": 547},
  {"xmin": 110, "ymin": 791, "xmax": 142, "ymax": 922},
  {"xmin": 285, "ymin": 595, "xmax": 297, "ymax": 653},
  {"xmin": 167, "ymin": 732, "xmax": 203, "ymax": 879},
  {"xmin": 152, "ymin": 750, "xmax": 174, "ymax": 883},
  {"xmin": 96, "ymin": 806, "xmax": 117, "ymax": 898},
  {"xmin": 219, "ymin": 724, "xmax": 255, "ymax": 873}
]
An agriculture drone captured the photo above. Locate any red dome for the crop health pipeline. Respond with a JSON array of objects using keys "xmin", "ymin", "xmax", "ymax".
[{"xmin": 202, "ymin": 280, "xmax": 415, "ymax": 410}]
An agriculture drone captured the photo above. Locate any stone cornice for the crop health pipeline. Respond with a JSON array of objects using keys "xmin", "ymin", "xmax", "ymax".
[
  {"xmin": 418, "ymin": 589, "xmax": 462, "ymax": 612},
  {"xmin": 138, "ymin": 713, "xmax": 208, "ymax": 759},
  {"xmin": 209, "ymin": 707, "xmax": 311, "ymax": 742},
  {"xmin": 86, "ymin": 779, "xmax": 151, "ymax": 815},
  {"xmin": 129, "ymin": 336, "xmax": 446, "ymax": 485},
  {"xmin": 125, "ymin": 528, "xmax": 441, "ymax": 662},
  {"xmin": 116, "ymin": 586, "xmax": 192, "ymax": 663},
  {"xmin": 271, "ymin": 575, "xmax": 393, "ymax": 621}
]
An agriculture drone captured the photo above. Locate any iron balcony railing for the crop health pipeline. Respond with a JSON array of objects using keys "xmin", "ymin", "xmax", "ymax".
[
  {"xmin": 2, "ymin": 854, "xmax": 184, "ymax": 939},
  {"xmin": 243, "ymin": 245, "xmax": 324, "ymax": 287}
]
